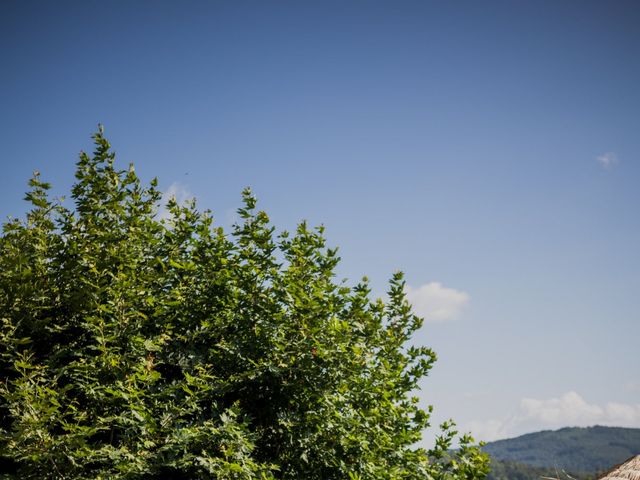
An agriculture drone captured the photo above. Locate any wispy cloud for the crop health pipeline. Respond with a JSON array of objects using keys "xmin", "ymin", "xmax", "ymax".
[
  {"xmin": 624, "ymin": 380, "xmax": 640, "ymax": 393},
  {"xmin": 158, "ymin": 182, "xmax": 193, "ymax": 221},
  {"xmin": 467, "ymin": 391, "xmax": 640, "ymax": 441},
  {"xmin": 405, "ymin": 282, "xmax": 470, "ymax": 322},
  {"xmin": 596, "ymin": 152, "xmax": 619, "ymax": 169}
]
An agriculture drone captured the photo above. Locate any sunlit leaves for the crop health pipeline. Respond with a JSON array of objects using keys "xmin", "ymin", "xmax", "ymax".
[{"xmin": 0, "ymin": 129, "xmax": 488, "ymax": 479}]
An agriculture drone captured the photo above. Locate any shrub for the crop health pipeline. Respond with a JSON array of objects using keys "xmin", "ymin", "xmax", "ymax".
[{"xmin": 0, "ymin": 128, "xmax": 488, "ymax": 479}]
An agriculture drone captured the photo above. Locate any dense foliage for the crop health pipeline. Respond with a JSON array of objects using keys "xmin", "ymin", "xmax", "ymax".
[
  {"xmin": 483, "ymin": 426, "xmax": 640, "ymax": 477},
  {"xmin": 0, "ymin": 129, "xmax": 489, "ymax": 479}
]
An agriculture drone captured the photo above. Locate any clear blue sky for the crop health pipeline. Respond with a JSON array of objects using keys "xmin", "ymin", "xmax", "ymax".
[{"xmin": 2, "ymin": 0, "xmax": 639, "ymax": 442}]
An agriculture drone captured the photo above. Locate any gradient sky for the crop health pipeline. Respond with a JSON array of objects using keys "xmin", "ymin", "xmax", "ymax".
[{"xmin": 2, "ymin": 1, "xmax": 639, "ymax": 443}]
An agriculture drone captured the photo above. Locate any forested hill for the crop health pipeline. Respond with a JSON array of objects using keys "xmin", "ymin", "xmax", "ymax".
[{"xmin": 483, "ymin": 425, "xmax": 640, "ymax": 477}]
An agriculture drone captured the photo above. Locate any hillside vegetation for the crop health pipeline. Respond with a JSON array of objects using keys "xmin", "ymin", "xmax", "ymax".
[
  {"xmin": 488, "ymin": 459, "xmax": 596, "ymax": 480},
  {"xmin": 484, "ymin": 426, "xmax": 640, "ymax": 479}
]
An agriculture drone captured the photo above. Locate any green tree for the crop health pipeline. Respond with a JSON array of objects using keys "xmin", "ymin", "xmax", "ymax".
[{"xmin": 0, "ymin": 128, "xmax": 489, "ymax": 479}]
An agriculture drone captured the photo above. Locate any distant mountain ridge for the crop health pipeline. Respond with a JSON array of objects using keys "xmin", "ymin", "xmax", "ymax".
[{"xmin": 483, "ymin": 425, "xmax": 640, "ymax": 479}]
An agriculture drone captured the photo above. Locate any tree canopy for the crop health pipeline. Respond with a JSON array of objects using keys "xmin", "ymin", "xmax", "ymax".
[{"xmin": 0, "ymin": 128, "xmax": 489, "ymax": 479}]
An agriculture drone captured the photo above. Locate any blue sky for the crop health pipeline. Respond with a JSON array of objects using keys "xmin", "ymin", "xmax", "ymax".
[{"xmin": 2, "ymin": 0, "xmax": 639, "ymax": 442}]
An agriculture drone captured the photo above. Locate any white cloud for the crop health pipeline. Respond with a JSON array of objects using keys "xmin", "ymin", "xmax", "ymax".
[
  {"xmin": 467, "ymin": 417, "xmax": 519, "ymax": 443},
  {"xmin": 405, "ymin": 282, "xmax": 470, "ymax": 322},
  {"xmin": 467, "ymin": 391, "xmax": 640, "ymax": 441},
  {"xmin": 520, "ymin": 391, "xmax": 604, "ymax": 425},
  {"xmin": 158, "ymin": 182, "xmax": 193, "ymax": 220},
  {"xmin": 624, "ymin": 380, "xmax": 640, "ymax": 392},
  {"xmin": 596, "ymin": 152, "xmax": 619, "ymax": 169}
]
